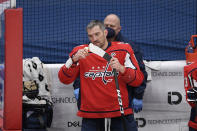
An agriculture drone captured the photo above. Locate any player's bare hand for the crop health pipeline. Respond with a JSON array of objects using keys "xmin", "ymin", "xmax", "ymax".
[
  {"xmin": 72, "ymin": 48, "xmax": 89, "ymax": 63},
  {"xmin": 109, "ymin": 57, "xmax": 125, "ymax": 73}
]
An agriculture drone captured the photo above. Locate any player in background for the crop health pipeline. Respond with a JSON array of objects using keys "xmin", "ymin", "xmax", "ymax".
[
  {"xmin": 74, "ymin": 14, "xmax": 147, "ymax": 114},
  {"xmin": 104, "ymin": 14, "xmax": 147, "ymax": 113},
  {"xmin": 184, "ymin": 61, "xmax": 197, "ymax": 131},
  {"xmin": 58, "ymin": 20, "xmax": 144, "ymax": 131}
]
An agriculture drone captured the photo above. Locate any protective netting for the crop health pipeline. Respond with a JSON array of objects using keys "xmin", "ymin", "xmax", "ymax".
[
  {"xmin": 2, "ymin": 0, "xmax": 197, "ymax": 63},
  {"xmin": 0, "ymin": 0, "xmax": 10, "ymax": 64},
  {"xmin": 0, "ymin": 0, "xmax": 10, "ymax": 111}
]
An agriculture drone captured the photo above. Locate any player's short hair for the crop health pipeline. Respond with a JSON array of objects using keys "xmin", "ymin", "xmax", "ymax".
[{"xmin": 86, "ymin": 20, "xmax": 105, "ymax": 31}]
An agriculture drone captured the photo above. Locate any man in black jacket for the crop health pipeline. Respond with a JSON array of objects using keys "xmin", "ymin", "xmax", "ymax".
[{"xmin": 103, "ymin": 14, "xmax": 147, "ymax": 113}]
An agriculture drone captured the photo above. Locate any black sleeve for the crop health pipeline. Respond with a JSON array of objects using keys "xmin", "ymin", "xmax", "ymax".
[{"xmin": 129, "ymin": 42, "xmax": 148, "ymax": 99}]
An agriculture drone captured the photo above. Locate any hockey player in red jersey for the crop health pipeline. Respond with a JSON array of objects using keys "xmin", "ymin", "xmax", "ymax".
[
  {"xmin": 58, "ymin": 20, "xmax": 144, "ymax": 131},
  {"xmin": 184, "ymin": 61, "xmax": 197, "ymax": 131}
]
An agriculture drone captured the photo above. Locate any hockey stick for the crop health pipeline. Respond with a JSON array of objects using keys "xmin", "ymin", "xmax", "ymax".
[{"xmin": 89, "ymin": 43, "xmax": 127, "ymax": 131}]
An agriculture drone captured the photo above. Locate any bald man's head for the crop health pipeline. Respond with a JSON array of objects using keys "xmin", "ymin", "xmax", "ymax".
[{"xmin": 104, "ymin": 14, "xmax": 121, "ymax": 36}]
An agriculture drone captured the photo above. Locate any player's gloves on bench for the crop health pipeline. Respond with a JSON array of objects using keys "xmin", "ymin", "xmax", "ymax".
[
  {"xmin": 132, "ymin": 98, "xmax": 143, "ymax": 113},
  {"xmin": 187, "ymin": 87, "xmax": 197, "ymax": 102}
]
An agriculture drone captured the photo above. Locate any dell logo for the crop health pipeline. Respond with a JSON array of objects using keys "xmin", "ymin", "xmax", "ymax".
[{"xmin": 67, "ymin": 121, "xmax": 81, "ymax": 127}]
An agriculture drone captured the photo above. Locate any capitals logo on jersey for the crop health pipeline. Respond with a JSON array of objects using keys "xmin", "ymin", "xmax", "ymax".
[{"xmin": 84, "ymin": 53, "xmax": 118, "ymax": 85}]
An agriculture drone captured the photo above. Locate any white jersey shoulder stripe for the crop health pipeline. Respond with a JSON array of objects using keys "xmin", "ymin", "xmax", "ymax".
[{"xmin": 124, "ymin": 53, "xmax": 136, "ymax": 69}]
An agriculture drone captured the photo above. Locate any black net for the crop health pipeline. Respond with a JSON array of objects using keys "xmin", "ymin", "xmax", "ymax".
[
  {"xmin": 0, "ymin": 0, "xmax": 10, "ymax": 64},
  {"xmin": 15, "ymin": 0, "xmax": 197, "ymax": 63},
  {"xmin": 0, "ymin": 0, "xmax": 10, "ymax": 112}
]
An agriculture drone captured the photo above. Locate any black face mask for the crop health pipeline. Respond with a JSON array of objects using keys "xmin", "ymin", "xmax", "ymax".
[{"xmin": 106, "ymin": 27, "xmax": 115, "ymax": 39}]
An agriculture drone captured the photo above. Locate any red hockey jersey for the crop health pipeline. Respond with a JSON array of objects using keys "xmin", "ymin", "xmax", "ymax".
[
  {"xmin": 184, "ymin": 61, "xmax": 197, "ymax": 107},
  {"xmin": 58, "ymin": 42, "xmax": 144, "ymax": 118},
  {"xmin": 184, "ymin": 61, "xmax": 197, "ymax": 129}
]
